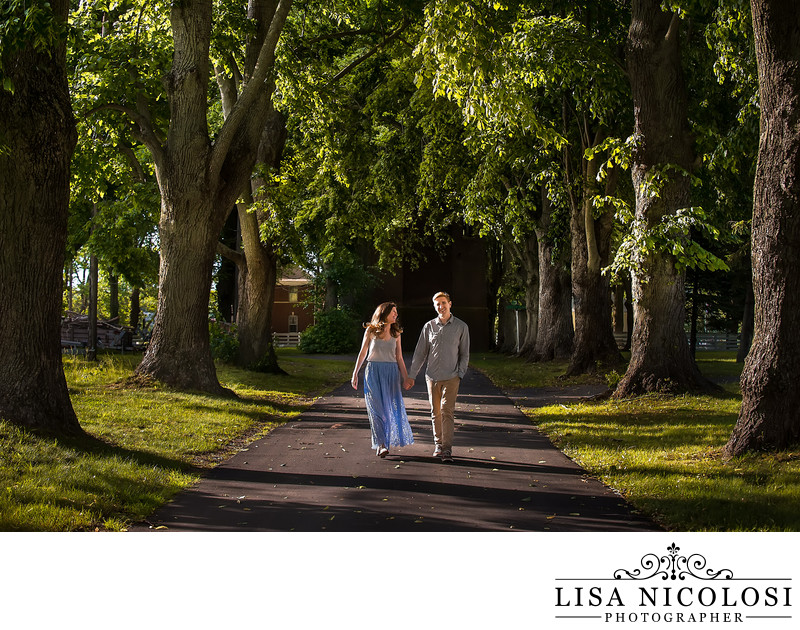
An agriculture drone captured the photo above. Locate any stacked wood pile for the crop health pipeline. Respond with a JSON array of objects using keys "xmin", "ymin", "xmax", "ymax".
[{"xmin": 61, "ymin": 313, "xmax": 134, "ymax": 351}]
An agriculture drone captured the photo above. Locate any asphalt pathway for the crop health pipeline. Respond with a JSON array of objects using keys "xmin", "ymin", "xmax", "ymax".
[{"xmin": 132, "ymin": 368, "xmax": 660, "ymax": 532}]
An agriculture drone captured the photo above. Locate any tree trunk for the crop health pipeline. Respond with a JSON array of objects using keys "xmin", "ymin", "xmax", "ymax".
[
  {"xmin": 232, "ymin": 216, "xmax": 283, "ymax": 371},
  {"xmin": 725, "ymin": 0, "xmax": 800, "ymax": 455},
  {"xmin": 134, "ymin": 0, "xmax": 291, "ymax": 393},
  {"xmin": 130, "ymin": 286, "xmax": 141, "ymax": 331},
  {"xmin": 137, "ymin": 198, "xmax": 229, "ymax": 393},
  {"xmin": 497, "ymin": 244, "xmax": 518, "ymax": 353},
  {"xmin": 614, "ymin": 1, "xmax": 713, "ymax": 397},
  {"xmin": 233, "ymin": 111, "xmax": 287, "ymax": 373},
  {"xmin": 566, "ymin": 137, "xmax": 621, "ymax": 376},
  {"xmin": 109, "ymin": 273, "xmax": 120, "ymax": 321},
  {"xmin": 529, "ymin": 190, "xmax": 573, "ymax": 362},
  {"xmin": 0, "ymin": 0, "xmax": 82, "ymax": 435},
  {"xmin": 88, "ymin": 251, "xmax": 98, "ymax": 361},
  {"xmin": 486, "ymin": 239, "xmax": 503, "ymax": 351},
  {"xmin": 216, "ymin": 210, "xmax": 239, "ymax": 322},
  {"xmin": 510, "ymin": 235, "xmax": 540, "ymax": 357}
]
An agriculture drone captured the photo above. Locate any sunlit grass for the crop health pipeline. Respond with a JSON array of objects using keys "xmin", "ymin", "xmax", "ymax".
[
  {"xmin": 1, "ymin": 351, "xmax": 352, "ymax": 531},
  {"xmin": 478, "ymin": 351, "xmax": 800, "ymax": 531},
  {"xmin": 470, "ymin": 353, "xmax": 606, "ymax": 389}
]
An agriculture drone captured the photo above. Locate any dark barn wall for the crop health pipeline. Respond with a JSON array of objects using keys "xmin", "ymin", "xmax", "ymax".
[{"xmin": 371, "ymin": 231, "xmax": 491, "ymax": 352}]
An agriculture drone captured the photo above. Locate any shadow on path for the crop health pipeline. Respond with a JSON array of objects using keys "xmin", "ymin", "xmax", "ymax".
[{"xmin": 131, "ymin": 368, "xmax": 660, "ymax": 532}]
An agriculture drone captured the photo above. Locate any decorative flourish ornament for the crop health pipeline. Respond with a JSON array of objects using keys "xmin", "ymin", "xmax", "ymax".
[{"xmin": 613, "ymin": 543, "xmax": 734, "ymax": 581}]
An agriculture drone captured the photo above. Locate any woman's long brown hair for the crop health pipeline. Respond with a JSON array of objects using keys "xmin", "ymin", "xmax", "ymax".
[{"xmin": 364, "ymin": 302, "xmax": 403, "ymax": 338}]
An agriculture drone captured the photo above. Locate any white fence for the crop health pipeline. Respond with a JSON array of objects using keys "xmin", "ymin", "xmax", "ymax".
[
  {"xmin": 273, "ymin": 332, "xmax": 301, "ymax": 348},
  {"xmin": 614, "ymin": 332, "xmax": 741, "ymax": 351}
]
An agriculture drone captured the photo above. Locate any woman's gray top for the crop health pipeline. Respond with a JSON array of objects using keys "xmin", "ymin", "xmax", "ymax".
[{"xmin": 367, "ymin": 336, "xmax": 397, "ymax": 363}]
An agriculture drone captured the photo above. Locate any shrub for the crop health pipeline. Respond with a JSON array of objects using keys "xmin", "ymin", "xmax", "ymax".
[
  {"xmin": 209, "ymin": 317, "xmax": 239, "ymax": 362},
  {"xmin": 299, "ymin": 308, "xmax": 362, "ymax": 354}
]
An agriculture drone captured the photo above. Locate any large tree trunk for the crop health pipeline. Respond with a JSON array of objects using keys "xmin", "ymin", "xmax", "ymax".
[
  {"xmin": 137, "ymin": 197, "xmax": 227, "ymax": 392},
  {"xmin": 0, "ymin": 0, "xmax": 82, "ymax": 435},
  {"xmin": 530, "ymin": 190, "xmax": 573, "ymax": 362},
  {"xmin": 725, "ymin": 0, "xmax": 800, "ymax": 455},
  {"xmin": 566, "ymin": 142, "xmax": 620, "ymax": 375},
  {"xmin": 614, "ymin": 2, "xmax": 713, "ymax": 397},
  {"xmin": 232, "ymin": 223, "xmax": 282, "ymax": 371},
  {"xmin": 236, "ymin": 111, "xmax": 287, "ymax": 372},
  {"xmin": 134, "ymin": 0, "xmax": 291, "ymax": 393}
]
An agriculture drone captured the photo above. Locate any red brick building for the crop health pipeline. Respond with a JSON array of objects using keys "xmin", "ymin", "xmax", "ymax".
[{"xmin": 272, "ymin": 268, "xmax": 314, "ymax": 345}]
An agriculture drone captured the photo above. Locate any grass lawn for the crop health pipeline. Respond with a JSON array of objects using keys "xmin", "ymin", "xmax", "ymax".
[
  {"xmin": 474, "ymin": 351, "xmax": 800, "ymax": 531},
  {"xmin": 0, "ymin": 350, "xmax": 352, "ymax": 532}
]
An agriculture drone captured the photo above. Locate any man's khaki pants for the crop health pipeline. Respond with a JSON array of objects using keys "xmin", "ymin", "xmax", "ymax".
[{"xmin": 426, "ymin": 376, "xmax": 461, "ymax": 449}]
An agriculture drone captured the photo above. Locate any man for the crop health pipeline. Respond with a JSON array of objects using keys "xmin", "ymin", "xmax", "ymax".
[{"xmin": 405, "ymin": 292, "xmax": 470, "ymax": 462}]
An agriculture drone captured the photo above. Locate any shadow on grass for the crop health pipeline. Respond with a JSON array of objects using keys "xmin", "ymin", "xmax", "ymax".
[{"xmin": 58, "ymin": 431, "xmax": 203, "ymax": 475}]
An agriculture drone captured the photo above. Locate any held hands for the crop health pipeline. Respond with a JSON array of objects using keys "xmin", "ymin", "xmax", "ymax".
[{"xmin": 403, "ymin": 378, "xmax": 414, "ymax": 390}]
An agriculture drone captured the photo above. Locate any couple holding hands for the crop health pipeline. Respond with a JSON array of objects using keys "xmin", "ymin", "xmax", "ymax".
[{"xmin": 351, "ymin": 292, "xmax": 470, "ymax": 463}]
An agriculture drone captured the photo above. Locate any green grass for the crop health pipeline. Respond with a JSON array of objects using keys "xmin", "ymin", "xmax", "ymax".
[
  {"xmin": 476, "ymin": 351, "xmax": 800, "ymax": 531},
  {"xmin": 470, "ymin": 352, "xmax": 607, "ymax": 389},
  {"xmin": 1, "ymin": 351, "xmax": 352, "ymax": 532}
]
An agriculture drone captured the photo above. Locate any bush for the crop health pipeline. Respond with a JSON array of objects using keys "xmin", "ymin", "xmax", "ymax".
[
  {"xmin": 299, "ymin": 309, "xmax": 362, "ymax": 354},
  {"xmin": 209, "ymin": 318, "xmax": 239, "ymax": 362}
]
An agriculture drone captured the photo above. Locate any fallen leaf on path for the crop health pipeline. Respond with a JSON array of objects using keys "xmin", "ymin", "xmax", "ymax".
[
  {"xmin": 546, "ymin": 515, "xmax": 556, "ymax": 520},
  {"xmin": 522, "ymin": 497, "xmax": 532, "ymax": 502},
  {"xmin": 569, "ymin": 513, "xmax": 580, "ymax": 516}
]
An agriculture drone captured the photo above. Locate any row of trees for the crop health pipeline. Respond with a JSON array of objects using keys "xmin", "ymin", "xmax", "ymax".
[{"xmin": 1, "ymin": 0, "xmax": 798, "ymax": 455}]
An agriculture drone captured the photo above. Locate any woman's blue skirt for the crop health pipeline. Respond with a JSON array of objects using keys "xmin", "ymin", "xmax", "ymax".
[{"xmin": 364, "ymin": 361, "xmax": 414, "ymax": 449}]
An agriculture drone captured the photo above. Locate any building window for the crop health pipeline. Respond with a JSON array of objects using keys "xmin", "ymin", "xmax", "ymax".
[
  {"xmin": 288, "ymin": 314, "xmax": 299, "ymax": 333},
  {"xmin": 289, "ymin": 288, "xmax": 299, "ymax": 303}
]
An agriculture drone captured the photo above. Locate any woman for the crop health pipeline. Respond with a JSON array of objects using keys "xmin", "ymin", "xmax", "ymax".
[{"xmin": 351, "ymin": 302, "xmax": 414, "ymax": 457}]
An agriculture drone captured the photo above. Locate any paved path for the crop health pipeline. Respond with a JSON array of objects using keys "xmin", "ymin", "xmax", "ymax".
[{"xmin": 132, "ymin": 368, "xmax": 660, "ymax": 532}]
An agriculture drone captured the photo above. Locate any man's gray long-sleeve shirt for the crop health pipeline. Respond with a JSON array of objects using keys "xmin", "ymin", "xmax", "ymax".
[{"xmin": 408, "ymin": 315, "xmax": 470, "ymax": 382}]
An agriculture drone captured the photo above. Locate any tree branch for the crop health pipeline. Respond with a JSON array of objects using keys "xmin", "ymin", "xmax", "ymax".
[
  {"xmin": 118, "ymin": 139, "xmax": 147, "ymax": 183},
  {"xmin": 328, "ymin": 17, "xmax": 410, "ymax": 85},
  {"xmin": 665, "ymin": 12, "xmax": 681, "ymax": 44},
  {"xmin": 210, "ymin": 0, "xmax": 293, "ymax": 180},
  {"xmin": 86, "ymin": 103, "xmax": 165, "ymax": 168},
  {"xmin": 216, "ymin": 240, "xmax": 245, "ymax": 267}
]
